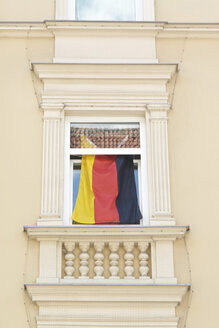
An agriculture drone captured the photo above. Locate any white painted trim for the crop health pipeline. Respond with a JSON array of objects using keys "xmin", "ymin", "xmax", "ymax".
[
  {"xmin": 63, "ymin": 117, "xmax": 71, "ymax": 225},
  {"xmin": 3, "ymin": 22, "xmax": 219, "ymax": 39},
  {"xmin": 56, "ymin": 0, "xmax": 68, "ymax": 20},
  {"xmin": 134, "ymin": 158, "xmax": 142, "ymax": 213},
  {"xmin": 53, "ymin": 58, "xmax": 159, "ymax": 64},
  {"xmin": 26, "ymin": 283, "xmax": 188, "ymax": 328},
  {"xmin": 33, "ymin": 63, "xmax": 177, "ymax": 226},
  {"xmin": 66, "ymin": 116, "xmax": 145, "ymax": 123},
  {"xmin": 24, "ymin": 225, "xmax": 189, "ymax": 239},
  {"xmin": 139, "ymin": 119, "xmax": 149, "ymax": 225},
  {"xmin": 69, "ymin": 148, "xmax": 141, "ymax": 155},
  {"xmin": 67, "ymin": 0, "xmax": 75, "ymax": 20},
  {"xmin": 70, "ymin": 158, "xmax": 81, "ymax": 222},
  {"xmin": 143, "ymin": 0, "xmax": 155, "ymax": 21},
  {"xmin": 136, "ymin": 0, "xmax": 144, "ymax": 21},
  {"xmin": 69, "ymin": 159, "xmax": 74, "ymax": 221},
  {"xmin": 64, "ymin": 114, "xmax": 148, "ymax": 225}
]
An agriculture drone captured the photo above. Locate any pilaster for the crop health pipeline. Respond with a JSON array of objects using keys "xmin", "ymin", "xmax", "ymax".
[
  {"xmin": 147, "ymin": 105, "xmax": 175, "ymax": 225},
  {"xmin": 38, "ymin": 105, "xmax": 64, "ymax": 226}
]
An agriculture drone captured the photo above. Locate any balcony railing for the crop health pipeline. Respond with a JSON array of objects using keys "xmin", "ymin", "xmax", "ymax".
[
  {"xmin": 24, "ymin": 225, "xmax": 188, "ymax": 285},
  {"xmin": 63, "ymin": 240, "xmax": 150, "ymax": 280}
]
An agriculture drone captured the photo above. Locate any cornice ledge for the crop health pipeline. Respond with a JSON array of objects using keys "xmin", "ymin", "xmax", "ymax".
[
  {"xmin": 32, "ymin": 62, "xmax": 178, "ymax": 80},
  {"xmin": 147, "ymin": 104, "xmax": 171, "ymax": 111},
  {"xmin": 25, "ymin": 283, "xmax": 190, "ymax": 302},
  {"xmin": 24, "ymin": 225, "xmax": 189, "ymax": 241},
  {"xmin": 40, "ymin": 102, "xmax": 64, "ymax": 111},
  {"xmin": 1, "ymin": 21, "xmax": 219, "ymax": 38},
  {"xmin": 46, "ymin": 21, "xmax": 219, "ymax": 39},
  {"xmin": 0, "ymin": 21, "xmax": 52, "ymax": 38}
]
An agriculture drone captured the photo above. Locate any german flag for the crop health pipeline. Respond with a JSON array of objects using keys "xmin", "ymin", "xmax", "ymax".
[{"xmin": 72, "ymin": 155, "xmax": 142, "ymax": 224}]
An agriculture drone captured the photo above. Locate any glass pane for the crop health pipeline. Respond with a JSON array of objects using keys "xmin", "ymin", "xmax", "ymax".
[
  {"xmin": 70, "ymin": 123, "xmax": 140, "ymax": 149},
  {"xmin": 72, "ymin": 158, "xmax": 139, "ymax": 211},
  {"xmin": 134, "ymin": 163, "xmax": 139, "ymax": 201},
  {"xmin": 76, "ymin": 0, "xmax": 136, "ymax": 21},
  {"xmin": 72, "ymin": 163, "xmax": 81, "ymax": 211}
]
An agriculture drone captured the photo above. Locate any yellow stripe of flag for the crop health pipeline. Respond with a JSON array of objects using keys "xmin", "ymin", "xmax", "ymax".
[{"xmin": 72, "ymin": 155, "xmax": 95, "ymax": 224}]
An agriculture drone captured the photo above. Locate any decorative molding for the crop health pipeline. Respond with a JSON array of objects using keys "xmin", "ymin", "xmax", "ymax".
[
  {"xmin": 1, "ymin": 21, "xmax": 219, "ymax": 38},
  {"xmin": 32, "ymin": 62, "xmax": 177, "ymax": 109},
  {"xmin": 25, "ymin": 283, "xmax": 189, "ymax": 328},
  {"xmin": 31, "ymin": 62, "xmax": 178, "ymax": 226},
  {"xmin": 24, "ymin": 225, "xmax": 189, "ymax": 240}
]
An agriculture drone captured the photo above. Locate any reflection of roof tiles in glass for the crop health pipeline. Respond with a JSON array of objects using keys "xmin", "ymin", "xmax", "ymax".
[{"xmin": 70, "ymin": 127, "xmax": 140, "ymax": 148}]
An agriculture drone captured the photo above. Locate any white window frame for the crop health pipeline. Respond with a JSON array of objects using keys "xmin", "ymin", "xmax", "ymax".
[
  {"xmin": 65, "ymin": 0, "xmax": 144, "ymax": 21},
  {"xmin": 63, "ymin": 115, "xmax": 149, "ymax": 226}
]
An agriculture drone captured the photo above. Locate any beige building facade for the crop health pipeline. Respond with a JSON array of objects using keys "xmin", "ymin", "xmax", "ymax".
[{"xmin": 0, "ymin": 0, "xmax": 219, "ymax": 327}]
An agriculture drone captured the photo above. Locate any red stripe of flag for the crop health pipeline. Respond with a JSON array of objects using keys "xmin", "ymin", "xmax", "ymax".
[{"xmin": 92, "ymin": 155, "xmax": 119, "ymax": 224}]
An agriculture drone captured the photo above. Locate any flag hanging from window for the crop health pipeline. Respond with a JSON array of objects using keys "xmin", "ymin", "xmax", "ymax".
[{"xmin": 72, "ymin": 155, "xmax": 142, "ymax": 224}]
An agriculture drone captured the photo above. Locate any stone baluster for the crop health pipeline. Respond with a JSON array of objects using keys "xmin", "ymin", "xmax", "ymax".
[
  {"xmin": 94, "ymin": 242, "xmax": 105, "ymax": 279},
  {"xmin": 64, "ymin": 242, "xmax": 75, "ymax": 279},
  {"xmin": 124, "ymin": 242, "xmax": 135, "ymax": 279},
  {"xmin": 79, "ymin": 242, "xmax": 90, "ymax": 278},
  {"xmin": 109, "ymin": 242, "xmax": 120, "ymax": 279},
  {"xmin": 138, "ymin": 242, "xmax": 150, "ymax": 279}
]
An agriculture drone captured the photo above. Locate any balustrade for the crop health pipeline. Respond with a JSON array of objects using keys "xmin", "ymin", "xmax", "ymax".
[
  {"xmin": 25, "ymin": 225, "xmax": 188, "ymax": 284},
  {"xmin": 63, "ymin": 240, "xmax": 150, "ymax": 280}
]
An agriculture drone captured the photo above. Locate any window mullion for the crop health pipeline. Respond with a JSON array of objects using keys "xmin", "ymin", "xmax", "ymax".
[{"xmin": 69, "ymin": 148, "xmax": 142, "ymax": 155}]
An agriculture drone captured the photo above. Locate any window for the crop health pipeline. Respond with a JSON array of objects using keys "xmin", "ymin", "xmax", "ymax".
[
  {"xmin": 64, "ymin": 115, "xmax": 148, "ymax": 225},
  {"xmin": 66, "ymin": 0, "xmax": 143, "ymax": 21}
]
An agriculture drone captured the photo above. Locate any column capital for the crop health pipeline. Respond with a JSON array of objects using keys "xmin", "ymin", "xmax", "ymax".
[
  {"xmin": 41, "ymin": 103, "xmax": 64, "ymax": 117},
  {"xmin": 146, "ymin": 104, "xmax": 171, "ymax": 117}
]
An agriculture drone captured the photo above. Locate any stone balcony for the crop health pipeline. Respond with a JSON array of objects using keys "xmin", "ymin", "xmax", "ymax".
[{"xmin": 24, "ymin": 225, "xmax": 190, "ymax": 328}]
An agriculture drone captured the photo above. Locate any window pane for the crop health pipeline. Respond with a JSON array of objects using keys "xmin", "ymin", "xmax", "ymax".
[
  {"xmin": 76, "ymin": 0, "xmax": 136, "ymax": 21},
  {"xmin": 73, "ymin": 163, "xmax": 81, "ymax": 211},
  {"xmin": 134, "ymin": 163, "xmax": 139, "ymax": 201},
  {"xmin": 70, "ymin": 123, "xmax": 140, "ymax": 149}
]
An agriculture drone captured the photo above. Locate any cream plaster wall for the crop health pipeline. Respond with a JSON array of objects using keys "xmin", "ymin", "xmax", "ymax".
[
  {"xmin": 155, "ymin": 0, "xmax": 219, "ymax": 22},
  {"xmin": 0, "ymin": 37, "xmax": 53, "ymax": 328},
  {"xmin": 0, "ymin": 1, "xmax": 219, "ymax": 327},
  {"xmin": 0, "ymin": 0, "xmax": 54, "ymax": 21},
  {"xmin": 157, "ymin": 37, "xmax": 219, "ymax": 328},
  {"xmin": 1, "ymin": 0, "xmax": 219, "ymax": 23}
]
